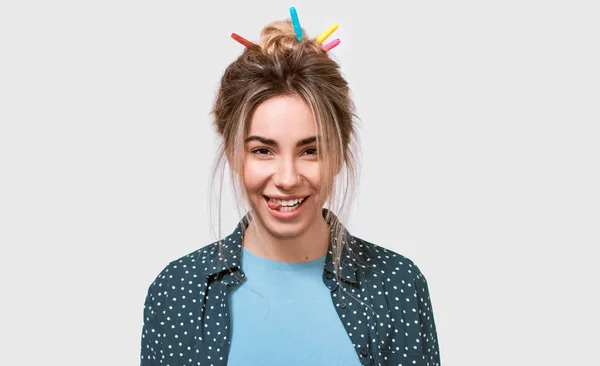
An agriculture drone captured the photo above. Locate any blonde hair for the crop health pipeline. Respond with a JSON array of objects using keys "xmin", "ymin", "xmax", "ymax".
[{"xmin": 210, "ymin": 19, "xmax": 360, "ymax": 280}]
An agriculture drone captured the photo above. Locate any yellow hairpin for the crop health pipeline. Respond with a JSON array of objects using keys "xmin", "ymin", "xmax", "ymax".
[{"xmin": 316, "ymin": 22, "xmax": 339, "ymax": 44}]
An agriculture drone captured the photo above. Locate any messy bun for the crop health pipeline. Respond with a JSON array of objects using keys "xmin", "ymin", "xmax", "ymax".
[{"xmin": 258, "ymin": 19, "xmax": 311, "ymax": 55}]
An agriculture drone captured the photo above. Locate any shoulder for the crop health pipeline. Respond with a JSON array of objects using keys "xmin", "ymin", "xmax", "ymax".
[
  {"xmin": 349, "ymin": 234, "xmax": 429, "ymax": 284},
  {"xmin": 349, "ymin": 235, "xmax": 436, "ymax": 317},
  {"xmin": 145, "ymin": 241, "xmax": 222, "ymax": 298}
]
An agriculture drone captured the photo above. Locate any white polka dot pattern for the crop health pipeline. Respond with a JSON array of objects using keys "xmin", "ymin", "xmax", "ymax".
[{"xmin": 141, "ymin": 211, "xmax": 440, "ymax": 365}]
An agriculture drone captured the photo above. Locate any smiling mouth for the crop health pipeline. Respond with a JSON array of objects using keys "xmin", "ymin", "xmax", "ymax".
[{"xmin": 264, "ymin": 195, "xmax": 309, "ymax": 212}]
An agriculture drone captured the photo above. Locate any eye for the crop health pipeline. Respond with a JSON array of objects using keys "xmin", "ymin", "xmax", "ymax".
[
  {"xmin": 251, "ymin": 148, "xmax": 272, "ymax": 157},
  {"xmin": 303, "ymin": 148, "xmax": 318, "ymax": 156}
]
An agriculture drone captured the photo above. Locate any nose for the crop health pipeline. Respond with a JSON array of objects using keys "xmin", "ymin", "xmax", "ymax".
[{"xmin": 272, "ymin": 157, "xmax": 301, "ymax": 190}]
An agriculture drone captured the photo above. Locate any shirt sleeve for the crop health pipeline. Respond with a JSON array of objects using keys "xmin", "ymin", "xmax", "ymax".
[
  {"xmin": 140, "ymin": 282, "xmax": 163, "ymax": 365},
  {"xmin": 415, "ymin": 267, "xmax": 441, "ymax": 365}
]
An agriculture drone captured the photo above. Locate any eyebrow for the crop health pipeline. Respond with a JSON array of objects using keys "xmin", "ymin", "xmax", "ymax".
[{"xmin": 244, "ymin": 135, "xmax": 318, "ymax": 147}]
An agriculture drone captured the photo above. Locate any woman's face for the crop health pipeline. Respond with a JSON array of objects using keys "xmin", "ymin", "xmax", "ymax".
[{"xmin": 243, "ymin": 94, "xmax": 324, "ymax": 239}]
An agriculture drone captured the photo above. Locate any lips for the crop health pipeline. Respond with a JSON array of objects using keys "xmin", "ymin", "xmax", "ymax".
[{"xmin": 264, "ymin": 195, "xmax": 309, "ymax": 213}]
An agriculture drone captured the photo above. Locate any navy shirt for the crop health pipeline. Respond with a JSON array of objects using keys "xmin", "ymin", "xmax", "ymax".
[{"xmin": 141, "ymin": 211, "xmax": 441, "ymax": 365}]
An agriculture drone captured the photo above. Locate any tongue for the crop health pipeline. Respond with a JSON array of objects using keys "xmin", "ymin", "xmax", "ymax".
[{"xmin": 267, "ymin": 199, "xmax": 281, "ymax": 210}]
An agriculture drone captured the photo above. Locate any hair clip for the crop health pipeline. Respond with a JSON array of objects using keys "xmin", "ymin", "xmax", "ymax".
[
  {"xmin": 231, "ymin": 8, "xmax": 342, "ymax": 52},
  {"xmin": 316, "ymin": 22, "xmax": 339, "ymax": 44},
  {"xmin": 231, "ymin": 33, "xmax": 254, "ymax": 47},
  {"xmin": 322, "ymin": 38, "xmax": 340, "ymax": 52},
  {"xmin": 289, "ymin": 6, "xmax": 303, "ymax": 41}
]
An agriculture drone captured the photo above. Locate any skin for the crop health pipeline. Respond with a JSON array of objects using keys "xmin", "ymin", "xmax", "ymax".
[{"xmin": 240, "ymin": 94, "xmax": 330, "ymax": 263}]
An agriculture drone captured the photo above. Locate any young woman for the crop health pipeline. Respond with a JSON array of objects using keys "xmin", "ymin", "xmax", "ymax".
[{"xmin": 141, "ymin": 14, "xmax": 440, "ymax": 366}]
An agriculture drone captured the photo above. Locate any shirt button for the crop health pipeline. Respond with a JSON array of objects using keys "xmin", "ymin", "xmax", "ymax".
[
  {"xmin": 359, "ymin": 347, "xmax": 369, "ymax": 357},
  {"xmin": 338, "ymin": 302, "xmax": 347, "ymax": 309},
  {"xmin": 325, "ymin": 272, "xmax": 333, "ymax": 280}
]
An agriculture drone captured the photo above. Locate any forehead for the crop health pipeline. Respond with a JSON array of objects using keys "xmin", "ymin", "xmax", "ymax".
[{"xmin": 248, "ymin": 95, "xmax": 315, "ymax": 139}]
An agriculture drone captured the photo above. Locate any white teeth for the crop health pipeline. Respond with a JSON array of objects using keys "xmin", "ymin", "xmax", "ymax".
[{"xmin": 270, "ymin": 197, "xmax": 305, "ymax": 207}]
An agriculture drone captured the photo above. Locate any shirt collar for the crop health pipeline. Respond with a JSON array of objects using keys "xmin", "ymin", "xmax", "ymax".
[{"xmin": 209, "ymin": 208, "xmax": 358, "ymax": 285}]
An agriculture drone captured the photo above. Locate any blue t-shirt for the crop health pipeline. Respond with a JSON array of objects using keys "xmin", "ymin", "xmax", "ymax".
[{"xmin": 227, "ymin": 246, "xmax": 362, "ymax": 366}]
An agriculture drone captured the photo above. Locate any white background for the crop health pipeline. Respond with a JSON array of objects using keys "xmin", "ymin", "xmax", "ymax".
[{"xmin": 1, "ymin": 0, "xmax": 598, "ymax": 365}]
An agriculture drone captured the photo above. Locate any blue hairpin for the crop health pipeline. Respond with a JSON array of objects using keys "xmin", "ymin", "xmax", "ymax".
[{"xmin": 290, "ymin": 6, "xmax": 302, "ymax": 41}]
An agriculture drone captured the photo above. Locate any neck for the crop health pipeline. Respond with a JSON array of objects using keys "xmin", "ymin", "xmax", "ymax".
[{"xmin": 242, "ymin": 213, "xmax": 330, "ymax": 263}]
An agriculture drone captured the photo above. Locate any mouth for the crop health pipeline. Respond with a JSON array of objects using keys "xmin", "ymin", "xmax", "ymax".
[{"xmin": 263, "ymin": 195, "xmax": 310, "ymax": 214}]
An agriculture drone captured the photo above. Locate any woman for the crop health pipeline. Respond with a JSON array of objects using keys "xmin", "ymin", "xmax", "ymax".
[{"xmin": 141, "ymin": 12, "xmax": 440, "ymax": 366}]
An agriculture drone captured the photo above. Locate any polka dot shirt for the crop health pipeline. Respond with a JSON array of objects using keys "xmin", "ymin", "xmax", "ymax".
[{"xmin": 141, "ymin": 210, "xmax": 440, "ymax": 365}]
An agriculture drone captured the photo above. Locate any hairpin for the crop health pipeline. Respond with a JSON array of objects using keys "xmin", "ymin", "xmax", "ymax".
[
  {"xmin": 322, "ymin": 38, "xmax": 340, "ymax": 52},
  {"xmin": 289, "ymin": 7, "xmax": 303, "ymax": 41},
  {"xmin": 231, "ymin": 33, "xmax": 254, "ymax": 47},
  {"xmin": 316, "ymin": 22, "xmax": 339, "ymax": 44}
]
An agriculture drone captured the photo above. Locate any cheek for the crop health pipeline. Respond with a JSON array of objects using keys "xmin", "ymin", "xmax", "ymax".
[
  {"xmin": 242, "ymin": 161, "xmax": 267, "ymax": 193},
  {"xmin": 303, "ymin": 165, "xmax": 321, "ymax": 189}
]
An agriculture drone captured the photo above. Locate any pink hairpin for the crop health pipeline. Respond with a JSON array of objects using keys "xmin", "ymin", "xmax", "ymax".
[
  {"xmin": 231, "ymin": 33, "xmax": 254, "ymax": 47},
  {"xmin": 322, "ymin": 38, "xmax": 340, "ymax": 52}
]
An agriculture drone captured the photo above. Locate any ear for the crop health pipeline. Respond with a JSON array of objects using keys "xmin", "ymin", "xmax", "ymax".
[{"xmin": 226, "ymin": 150, "xmax": 242, "ymax": 174}]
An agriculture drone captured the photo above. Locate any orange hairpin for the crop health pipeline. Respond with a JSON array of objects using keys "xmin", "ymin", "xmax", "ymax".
[{"xmin": 231, "ymin": 33, "xmax": 254, "ymax": 47}]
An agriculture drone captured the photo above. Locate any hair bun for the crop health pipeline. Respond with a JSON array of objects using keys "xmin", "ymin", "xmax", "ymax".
[{"xmin": 258, "ymin": 19, "xmax": 307, "ymax": 55}]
